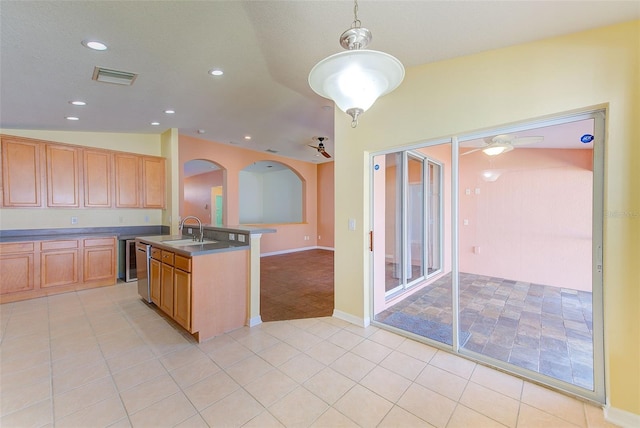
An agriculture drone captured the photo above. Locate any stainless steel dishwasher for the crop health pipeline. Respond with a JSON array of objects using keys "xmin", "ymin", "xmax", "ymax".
[{"xmin": 135, "ymin": 241, "xmax": 151, "ymax": 303}]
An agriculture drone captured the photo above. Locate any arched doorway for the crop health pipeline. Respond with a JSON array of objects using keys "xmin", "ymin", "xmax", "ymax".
[{"xmin": 183, "ymin": 159, "xmax": 225, "ymax": 226}]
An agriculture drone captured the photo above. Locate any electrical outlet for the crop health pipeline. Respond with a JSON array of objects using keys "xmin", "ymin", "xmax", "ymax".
[
  {"xmin": 238, "ymin": 235, "xmax": 245, "ymax": 243},
  {"xmin": 229, "ymin": 233, "xmax": 235, "ymax": 240},
  {"xmin": 71, "ymin": 216, "xmax": 78, "ymax": 225},
  {"xmin": 144, "ymin": 215, "xmax": 149, "ymax": 223}
]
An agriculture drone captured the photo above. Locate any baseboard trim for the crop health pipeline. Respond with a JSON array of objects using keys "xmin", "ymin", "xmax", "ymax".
[
  {"xmin": 332, "ymin": 309, "xmax": 370, "ymax": 327},
  {"xmin": 261, "ymin": 246, "xmax": 335, "ymax": 257},
  {"xmin": 604, "ymin": 405, "xmax": 640, "ymax": 427},
  {"xmin": 247, "ymin": 316, "xmax": 262, "ymax": 327}
]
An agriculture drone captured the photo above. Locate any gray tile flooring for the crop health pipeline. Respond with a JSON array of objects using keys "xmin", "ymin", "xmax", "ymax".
[{"xmin": 376, "ymin": 272, "xmax": 594, "ymax": 390}]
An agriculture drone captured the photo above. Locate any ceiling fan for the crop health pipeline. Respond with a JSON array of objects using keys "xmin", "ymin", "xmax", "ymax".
[
  {"xmin": 462, "ymin": 134, "xmax": 543, "ymax": 156},
  {"xmin": 308, "ymin": 136, "xmax": 331, "ymax": 158}
]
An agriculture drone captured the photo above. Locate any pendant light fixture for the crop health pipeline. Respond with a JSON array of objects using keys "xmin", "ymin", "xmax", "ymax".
[{"xmin": 308, "ymin": 0, "xmax": 405, "ymax": 128}]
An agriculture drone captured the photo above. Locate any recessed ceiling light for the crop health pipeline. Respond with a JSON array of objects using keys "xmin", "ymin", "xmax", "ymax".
[
  {"xmin": 244, "ymin": 135, "xmax": 251, "ymax": 140},
  {"xmin": 209, "ymin": 69, "xmax": 224, "ymax": 76},
  {"xmin": 69, "ymin": 100, "xmax": 87, "ymax": 106},
  {"xmin": 66, "ymin": 116, "xmax": 79, "ymax": 121},
  {"xmin": 82, "ymin": 40, "xmax": 107, "ymax": 51},
  {"xmin": 150, "ymin": 121, "xmax": 160, "ymax": 126},
  {"xmin": 197, "ymin": 129, "xmax": 206, "ymax": 134},
  {"xmin": 164, "ymin": 109, "xmax": 175, "ymax": 114}
]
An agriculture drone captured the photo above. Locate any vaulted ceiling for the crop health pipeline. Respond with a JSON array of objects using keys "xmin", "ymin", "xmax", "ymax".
[{"xmin": 1, "ymin": 1, "xmax": 637, "ymax": 163}]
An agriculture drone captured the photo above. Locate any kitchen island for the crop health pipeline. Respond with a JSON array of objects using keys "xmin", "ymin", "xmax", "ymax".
[{"xmin": 136, "ymin": 225, "xmax": 275, "ymax": 342}]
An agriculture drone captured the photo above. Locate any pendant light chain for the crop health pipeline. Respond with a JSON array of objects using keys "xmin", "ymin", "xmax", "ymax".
[{"xmin": 351, "ymin": 0, "xmax": 362, "ymax": 29}]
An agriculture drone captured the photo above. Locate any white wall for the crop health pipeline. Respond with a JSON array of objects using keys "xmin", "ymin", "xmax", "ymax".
[{"xmin": 239, "ymin": 169, "xmax": 302, "ymax": 224}]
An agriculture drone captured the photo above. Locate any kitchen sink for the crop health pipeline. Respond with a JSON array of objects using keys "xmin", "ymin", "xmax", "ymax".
[{"xmin": 164, "ymin": 238, "xmax": 218, "ymax": 246}]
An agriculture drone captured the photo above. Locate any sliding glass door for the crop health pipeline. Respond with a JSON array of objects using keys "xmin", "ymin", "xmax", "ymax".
[
  {"xmin": 370, "ymin": 111, "xmax": 604, "ymax": 403},
  {"xmin": 372, "ymin": 143, "xmax": 452, "ymax": 347}
]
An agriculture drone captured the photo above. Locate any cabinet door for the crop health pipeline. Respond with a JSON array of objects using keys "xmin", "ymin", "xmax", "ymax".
[
  {"xmin": 0, "ymin": 243, "xmax": 35, "ymax": 294},
  {"xmin": 1, "ymin": 137, "xmax": 42, "ymax": 207},
  {"xmin": 41, "ymin": 250, "xmax": 79, "ymax": 287},
  {"xmin": 142, "ymin": 156, "xmax": 165, "ymax": 208},
  {"xmin": 160, "ymin": 263, "xmax": 174, "ymax": 315},
  {"xmin": 150, "ymin": 258, "xmax": 161, "ymax": 305},
  {"xmin": 114, "ymin": 153, "xmax": 140, "ymax": 208},
  {"xmin": 174, "ymin": 269, "xmax": 191, "ymax": 330},
  {"xmin": 84, "ymin": 149, "xmax": 112, "ymax": 208},
  {"xmin": 83, "ymin": 246, "xmax": 115, "ymax": 282},
  {"xmin": 46, "ymin": 144, "xmax": 80, "ymax": 207}
]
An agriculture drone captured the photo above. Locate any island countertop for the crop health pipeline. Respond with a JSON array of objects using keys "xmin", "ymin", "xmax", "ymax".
[{"xmin": 135, "ymin": 234, "xmax": 249, "ymax": 256}]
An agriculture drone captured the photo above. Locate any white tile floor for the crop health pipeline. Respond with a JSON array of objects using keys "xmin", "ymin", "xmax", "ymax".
[{"xmin": 0, "ymin": 282, "xmax": 616, "ymax": 428}]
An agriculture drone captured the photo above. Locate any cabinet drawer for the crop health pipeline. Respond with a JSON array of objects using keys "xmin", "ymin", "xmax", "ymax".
[
  {"xmin": 174, "ymin": 255, "xmax": 191, "ymax": 272},
  {"xmin": 41, "ymin": 240, "xmax": 79, "ymax": 251},
  {"xmin": 0, "ymin": 242, "xmax": 35, "ymax": 254},
  {"xmin": 83, "ymin": 237, "xmax": 115, "ymax": 247},
  {"xmin": 151, "ymin": 247, "xmax": 162, "ymax": 260},
  {"xmin": 161, "ymin": 250, "xmax": 174, "ymax": 266}
]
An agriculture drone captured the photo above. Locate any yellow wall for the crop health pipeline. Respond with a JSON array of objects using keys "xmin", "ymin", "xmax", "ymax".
[
  {"xmin": 334, "ymin": 21, "xmax": 639, "ymax": 414},
  {"xmin": 0, "ymin": 129, "xmax": 165, "ymax": 229}
]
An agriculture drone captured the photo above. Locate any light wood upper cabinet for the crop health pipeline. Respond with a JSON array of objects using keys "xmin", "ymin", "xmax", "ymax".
[
  {"xmin": 142, "ymin": 156, "xmax": 165, "ymax": 208},
  {"xmin": 1, "ymin": 137, "xmax": 42, "ymax": 207},
  {"xmin": 46, "ymin": 144, "xmax": 80, "ymax": 207},
  {"xmin": 1, "ymin": 135, "xmax": 165, "ymax": 210},
  {"xmin": 84, "ymin": 149, "xmax": 112, "ymax": 208},
  {"xmin": 114, "ymin": 153, "xmax": 141, "ymax": 208}
]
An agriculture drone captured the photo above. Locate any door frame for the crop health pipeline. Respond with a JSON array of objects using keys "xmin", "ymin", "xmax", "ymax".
[{"xmin": 369, "ymin": 108, "xmax": 606, "ymax": 404}]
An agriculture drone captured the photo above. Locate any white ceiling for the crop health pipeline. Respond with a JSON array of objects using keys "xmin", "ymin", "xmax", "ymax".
[{"xmin": 1, "ymin": 1, "xmax": 637, "ymax": 164}]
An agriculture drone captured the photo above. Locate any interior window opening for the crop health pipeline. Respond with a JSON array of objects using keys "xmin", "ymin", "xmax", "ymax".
[{"xmin": 239, "ymin": 161, "xmax": 304, "ymax": 225}]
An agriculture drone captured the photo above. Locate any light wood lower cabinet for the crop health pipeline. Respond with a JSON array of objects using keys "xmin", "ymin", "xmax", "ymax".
[
  {"xmin": 0, "ymin": 242, "xmax": 36, "ymax": 295},
  {"xmin": 149, "ymin": 257, "xmax": 161, "ymax": 306},
  {"xmin": 83, "ymin": 237, "xmax": 116, "ymax": 283},
  {"xmin": 160, "ymin": 262, "xmax": 174, "ymax": 315},
  {"xmin": 144, "ymin": 244, "xmax": 246, "ymax": 342},
  {"xmin": 0, "ymin": 236, "xmax": 116, "ymax": 303},
  {"xmin": 41, "ymin": 240, "xmax": 79, "ymax": 288},
  {"xmin": 173, "ymin": 256, "xmax": 192, "ymax": 331}
]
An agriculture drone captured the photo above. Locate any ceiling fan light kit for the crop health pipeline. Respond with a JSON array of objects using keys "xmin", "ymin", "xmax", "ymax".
[
  {"xmin": 483, "ymin": 144, "xmax": 513, "ymax": 156},
  {"xmin": 308, "ymin": 0, "xmax": 405, "ymax": 128}
]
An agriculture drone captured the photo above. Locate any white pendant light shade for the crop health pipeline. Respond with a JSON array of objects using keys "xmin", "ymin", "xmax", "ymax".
[{"xmin": 309, "ymin": 49, "xmax": 405, "ymax": 119}]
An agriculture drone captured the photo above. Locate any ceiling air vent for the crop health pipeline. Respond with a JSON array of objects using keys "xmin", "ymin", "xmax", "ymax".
[
  {"xmin": 92, "ymin": 67, "xmax": 138, "ymax": 86},
  {"xmin": 265, "ymin": 149, "xmax": 278, "ymax": 153}
]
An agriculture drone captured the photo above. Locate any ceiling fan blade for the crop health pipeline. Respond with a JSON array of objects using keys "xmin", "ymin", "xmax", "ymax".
[
  {"xmin": 321, "ymin": 151, "xmax": 331, "ymax": 158},
  {"xmin": 511, "ymin": 136, "xmax": 543, "ymax": 146},
  {"xmin": 308, "ymin": 144, "xmax": 320, "ymax": 149},
  {"xmin": 461, "ymin": 147, "xmax": 484, "ymax": 156}
]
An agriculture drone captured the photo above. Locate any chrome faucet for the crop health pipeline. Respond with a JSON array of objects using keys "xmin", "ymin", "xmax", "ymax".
[{"xmin": 179, "ymin": 216, "xmax": 204, "ymax": 242}]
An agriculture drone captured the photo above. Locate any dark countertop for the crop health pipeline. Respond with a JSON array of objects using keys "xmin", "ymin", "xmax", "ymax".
[
  {"xmin": 136, "ymin": 235, "xmax": 249, "ymax": 256},
  {"xmin": 0, "ymin": 231, "xmax": 120, "ymax": 243},
  {"xmin": 0, "ymin": 225, "xmax": 170, "ymax": 243}
]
